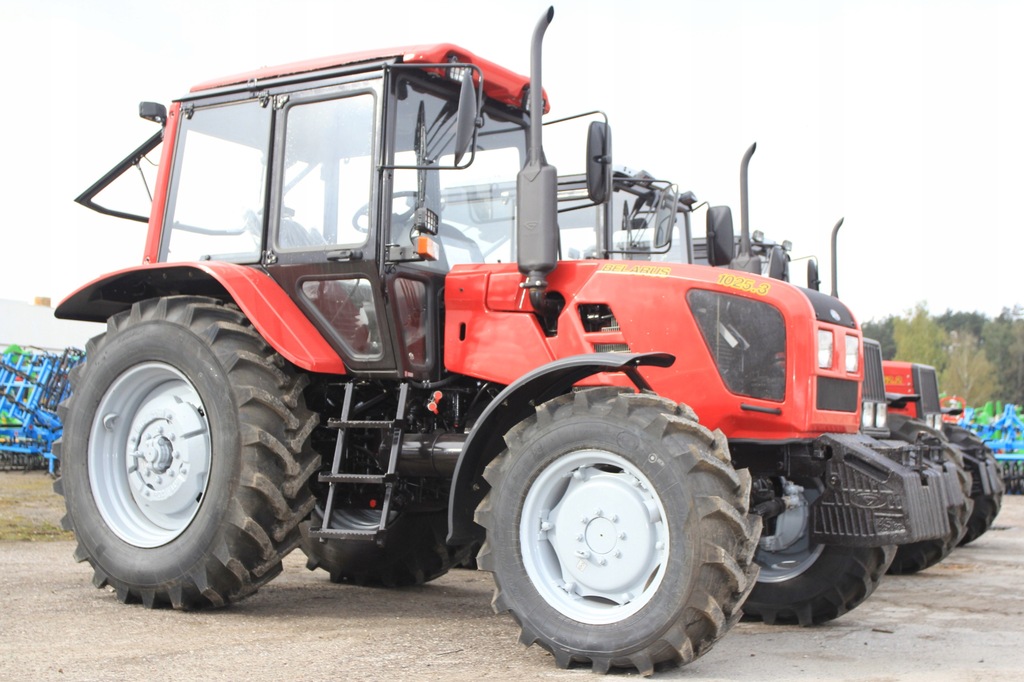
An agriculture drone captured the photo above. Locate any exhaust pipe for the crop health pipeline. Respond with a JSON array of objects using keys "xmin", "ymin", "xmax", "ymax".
[
  {"xmin": 516, "ymin": 7, "xmax": 559, "ymax": 315},
  {"xmin": 738, "ymin": 142, "xmax": 756, "ymax": 259},
  {"xmin": 830, "ymin": 217, "xmax": 844, "ymax": 298}
]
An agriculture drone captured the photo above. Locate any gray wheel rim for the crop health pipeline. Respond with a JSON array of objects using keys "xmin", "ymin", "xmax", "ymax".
[
  {"xmin": 756, "ymin": 484, "xmax": 824, "ymax": 583},
  {"xmin": 519, "ymin": 449, "xmax": 669, "ymax": 625},
  {"xmin": 88, "ymin": 362, "xmax": 212, "ymax": 548}
]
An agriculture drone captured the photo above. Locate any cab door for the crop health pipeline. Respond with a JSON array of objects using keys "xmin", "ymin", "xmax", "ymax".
[{"xmin": 263, "ymin": 79, "xmax": 401, "ymax": 376}]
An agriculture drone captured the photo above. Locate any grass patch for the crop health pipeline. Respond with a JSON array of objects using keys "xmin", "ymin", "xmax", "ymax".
[{"xmin": 0, "ymin": 471, "xmax": 73, "ymax": 541}]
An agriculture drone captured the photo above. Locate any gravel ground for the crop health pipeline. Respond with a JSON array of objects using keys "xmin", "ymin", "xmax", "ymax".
[{"xmin": 0, "ymin": 472, "xmax": 1021, "ymax": 681}]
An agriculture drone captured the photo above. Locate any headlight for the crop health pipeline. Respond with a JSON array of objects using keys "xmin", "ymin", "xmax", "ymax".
[
  {"xmin": 818, "ymin": 330, "xmax": 834, "ymax": 369},
  {"xmin": 845, "ymin": 335, "xmax": 859, "ymax": 373},
  {"xmin": 861, "ymin": 401, "xmax": 875, "ymax": 429},
  {"xmin": 875, "ymin": 403, "xmax": 888, "ymax": 429}
]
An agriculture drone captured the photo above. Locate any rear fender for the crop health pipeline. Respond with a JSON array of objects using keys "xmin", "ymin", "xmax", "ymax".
[
  {"xmin": 446, "ymin": 352, "xmax": 674, "ymax": 545},
  {"xmin": 55, "ymin": 263, "xmax": 345, "ymax": 374}
]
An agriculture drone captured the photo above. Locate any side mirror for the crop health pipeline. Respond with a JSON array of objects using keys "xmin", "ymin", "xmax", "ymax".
[
  {"xmin": 807, "ymin": 258, "xmax": 821, "ymax": 290},
  {"xmin": 586, "ymin": 121, "xmax": 612, "ymax": 203},
  {"xmin": 767, "ymin": 244, "xmax": 789, "ymax": 281},
  {"xmin": 653, "ymin": 187, "xmax": 677, "ymax": 249},
  {"xmin": 453, "ymin": 75, "xmax": 479, "ymax": 165},
  {"xmin": 706, "ymin": 206, "xmax": 735, "ymax": 266},
  {"xmin": 139, "ymin": 101, "xmax": 167, "ymax": 125}
]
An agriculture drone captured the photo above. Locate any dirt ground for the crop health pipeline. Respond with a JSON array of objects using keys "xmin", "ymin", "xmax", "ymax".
[{"xmin": 1, "ymin": 471, "xmax": 1022, "ymax": 681}]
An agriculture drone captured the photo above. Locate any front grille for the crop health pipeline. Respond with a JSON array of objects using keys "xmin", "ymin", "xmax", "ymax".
[
  {"xmin": 817, "ymin": 377, "xmax": 859, "ymax": 412},
  {"xmin": 688, "ymin": 289, "xmax": 786, "ymax": 401},
  {"xmin": 862, "ymin": 339, "xmax": 885, "ymax": 402},
  {"xmin": 913, "ymin": 365, "xmax": 940, "ymax": 419}
]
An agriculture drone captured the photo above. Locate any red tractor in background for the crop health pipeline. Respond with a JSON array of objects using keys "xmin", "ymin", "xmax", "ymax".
[
  {"xmin": 884, "ymin": 361, "xmax": 1005, "ymax": 545},
  {"xmin": 682, "ymin": 149, "xmax": 978, "ymax": 574},
  {"xmin": 559, "ymin": 152, "xmax": 969, "ymax": 619},
  {"xmin": 55, "ymin": 9, "xmax": 954, "ymax": 674},
  {"xmin": 684, "ymin": 156, "xmax": 989, "ymax": 572}
]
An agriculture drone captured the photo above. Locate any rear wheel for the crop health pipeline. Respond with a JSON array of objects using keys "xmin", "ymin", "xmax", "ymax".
[
  {"xmin": 300, "ymin": 507, "xmax": 474, "ymax": 587},
  {"xmin": 744, "ymin": 477, "xmax": 896, "ymax": 625},
  {"xmin": 475, "ymin": 389, "xmax": 760, "ymax": 674},
  {"xmin": 55, "ymin": 296, "xmax": 319, "ymax": 609}
]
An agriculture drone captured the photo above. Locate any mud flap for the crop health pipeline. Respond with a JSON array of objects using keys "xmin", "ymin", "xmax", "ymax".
[{"xmin": 810, "ymin": 433, "xmax": 951, "ymax": 547}]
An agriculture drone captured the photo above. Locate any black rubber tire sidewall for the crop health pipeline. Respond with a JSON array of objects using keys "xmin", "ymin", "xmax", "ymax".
[
  {"xmin": 486, "ymin": 392, "xmax": 746, "ymax": 659},
  {"xmin": 62, "ymin": 316, "xmax": 243, "ymax": 590},
  {"xmin": 301, "ymin": 507, "xmax": 472, "ymax": 587},
  {"xmin": 745, "ymin": 542, "xmax": 894, "ymax": 625}
]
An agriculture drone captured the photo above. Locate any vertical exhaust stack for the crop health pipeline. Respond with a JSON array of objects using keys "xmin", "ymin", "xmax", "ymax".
[
  {"xmin": 730, "ymin": 143, "xmax": 761, "ymax": 274},
  {"xmin": 516, "ymin": 7, "xmax": 559, "ymax": 314},
  {"xmin": 830, "ymin": 217, "xmax": 844, "ymax": 298},
  {"xmin": 739, "ymin": 142, "xmax": 756, "ymax": 258}
]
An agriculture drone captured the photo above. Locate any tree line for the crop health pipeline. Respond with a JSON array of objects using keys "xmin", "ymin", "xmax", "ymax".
[{"xmin": 862, "ymin": 304, "xmax": 1024, "ymax": 407}]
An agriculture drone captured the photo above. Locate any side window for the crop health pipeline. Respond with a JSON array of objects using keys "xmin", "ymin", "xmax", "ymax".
[
  {"xmin": 299, "ymin": 277, "xmax": 383, "ymax": 360},
  {"xmin": 277, "ymin": 93, "xmax": 375, "ymax": 251},
  {"xmin": 163, "ymin": 101, "xmax": 271, "ymax": 262},
  {"xmin": 390, "ymin": 76, "xmax": 527, "ymax": 271}
]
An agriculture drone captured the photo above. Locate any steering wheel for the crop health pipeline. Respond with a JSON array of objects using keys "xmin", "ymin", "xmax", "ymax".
[{"xmin": 352, "ymin": 191, "xmax": 419, "ymax": 233}]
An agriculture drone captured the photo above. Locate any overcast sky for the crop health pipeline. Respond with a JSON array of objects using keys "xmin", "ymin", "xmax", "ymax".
[{"xmin": 2, "ymin": 0, "xmax": 1022, "ymax": 324}]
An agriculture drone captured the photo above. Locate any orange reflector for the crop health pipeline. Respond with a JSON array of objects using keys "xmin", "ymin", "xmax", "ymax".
[{"xmin": 416, "ymin": 235, "xmax": 439, "ymax": 261}]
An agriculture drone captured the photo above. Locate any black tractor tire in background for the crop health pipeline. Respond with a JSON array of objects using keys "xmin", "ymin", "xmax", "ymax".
[
  {"xmin": 886, "ymin": 418, "xmax": 973, "ymax": 575},
  {"xmin": 743, "ymin": 477, "xmax": 896, "ymax": 626},
  {"xmin": 54, "ymin": 296, "xmax": 319, "ymax": 609},
  {"xmin": 300, "ymin": 507, "xmax": 475, "ymax": 587},
  {"xmin": 475, "ymin": 389, "xmax": 760, "ymax": 675},
  {"xmin": 945, "ymin": 425, "xmax": 1004, "ymax": 545}
]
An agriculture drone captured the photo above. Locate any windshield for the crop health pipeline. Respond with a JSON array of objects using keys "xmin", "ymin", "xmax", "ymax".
[
  {"xmin": 390, "ymin": 75, "xmax": 527, "ymax": 270},
  {"xmin": 162, "ymin": 100, "xmax": 271, "ymax": 263},
  {"xmin": 555, "ymin": 173, "xmax": 689, "ymax": 262}
]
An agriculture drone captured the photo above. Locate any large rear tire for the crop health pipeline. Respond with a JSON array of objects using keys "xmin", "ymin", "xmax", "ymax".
[
  {"xmin": 744, "ymin": 477, "xmax": 896, "ymax": 625},
  {"xmin": 475, "ymin": 389, "xmax": 760, "ymax": 674},
  {"xmin": 54, "ymin": 296, "xmax": 319, "ymax": 609},
  {"xmin": 300, "ymin": 507, "xmax": 474, "ymax": 587}
]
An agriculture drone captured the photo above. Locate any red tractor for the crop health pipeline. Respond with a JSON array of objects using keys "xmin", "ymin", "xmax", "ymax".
[
  {"xmin": 884, "ymin": 361, "xmax": 1004, "ymax": 545},
  {"xmin": 558, "ymin": 158, "xmax": 967, "ymax": 621},
  {"xmin": 55, "ymin": 9, "xmax": 950, "ymax": 674}
]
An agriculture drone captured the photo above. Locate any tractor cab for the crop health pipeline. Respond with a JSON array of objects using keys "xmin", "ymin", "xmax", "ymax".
[{"xmin": 64, "ymin": 45, "xmax": 549, "ymax": 382}]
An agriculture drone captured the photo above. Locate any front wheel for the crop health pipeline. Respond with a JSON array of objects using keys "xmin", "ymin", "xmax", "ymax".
[
  {"xmin": 744, "ymin": 477, "xmax": 895, "ymax": 625},
  {"xmin": 55, "ymin": 296, "xmax": 319, "ymax": 609},
  {"xmin": 475, "ymin": 389, "xmax": 760, "ymax": 674},
  {"xmin": 886, "ymin": 420, "xmax": 973, "ymax": 575},
  {"xmin": 945, "ymin": 426, "xmax": 1004, "ymax": 545}
]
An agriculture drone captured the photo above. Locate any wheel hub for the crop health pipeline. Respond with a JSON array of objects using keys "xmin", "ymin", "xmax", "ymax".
[
  {"xmin": 548, "ymin": 468, "xmax": 662, "ymax": 598},
  {"xmin": 585, "ymin": 516, "xmax": 617, "ymax": 555},
  {"xmin": 756, "ymin": 479, "xmax": 824, "ymax": 583},
  {"xmin": 520, "ymin": 451, "xmax": 669, "ymax": 624},
  {"xmin": 89, "ymin": 363, "xmax": 212, "ymax": 548}
]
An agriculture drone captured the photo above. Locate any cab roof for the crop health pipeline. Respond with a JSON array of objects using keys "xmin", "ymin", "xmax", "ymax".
[{"xmin": 189, "ymin": 43, "xmax": 548, "ymax": 112}]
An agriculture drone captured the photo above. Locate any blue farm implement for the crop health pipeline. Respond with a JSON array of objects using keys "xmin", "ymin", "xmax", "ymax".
[
  {"xmin": 0, "ymin": 345, "xmax": 85, "ymax": 474},
  {"xmin": 961, "ymin": 403, "xmax": 1024, "ymax": 495}
]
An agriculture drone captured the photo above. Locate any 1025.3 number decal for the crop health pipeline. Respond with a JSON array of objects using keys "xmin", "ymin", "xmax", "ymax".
[{"xmin": 716, "ymin": 273, "xmax": 771, "ymax": 296}]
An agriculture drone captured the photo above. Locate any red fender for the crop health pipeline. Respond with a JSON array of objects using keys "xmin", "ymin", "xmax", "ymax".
[{"xmin": 55, "ymin": 262, "xmax": 345, "ymax": 374}]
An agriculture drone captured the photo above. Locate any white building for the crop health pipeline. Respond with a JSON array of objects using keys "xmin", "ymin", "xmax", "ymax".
[{"xmin": 0, "ymin": 299, "xmax": 103, "ymax": 353}]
